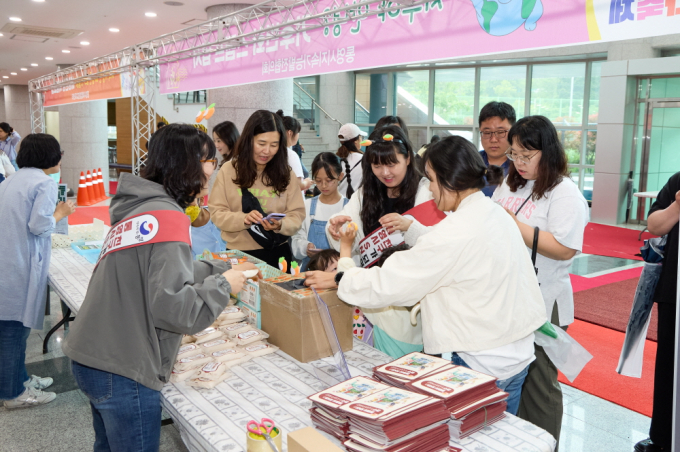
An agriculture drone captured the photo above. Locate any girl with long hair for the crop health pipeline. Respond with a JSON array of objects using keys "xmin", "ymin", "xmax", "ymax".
[
  {"xmin": 209, "ymin": 110, "xmax": 306, "ymax": 268},
  {"xmin": 213, "ymin": 121, "xmax": 240, "ymax": 165},
  {"xmin": 325, "ymin": 124, "xmax": 432, "ymax": 358}
]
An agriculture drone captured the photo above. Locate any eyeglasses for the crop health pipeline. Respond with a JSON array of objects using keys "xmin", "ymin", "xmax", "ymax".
[
  {"xmin": 505, "ymin": 150, "xmax": 541, "ymax": 165},
  {"xmin": 479, "ymin": 130, "xmax": 508, "ymax": 140}
]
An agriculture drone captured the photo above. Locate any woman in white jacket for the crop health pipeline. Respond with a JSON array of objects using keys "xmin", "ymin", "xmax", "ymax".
[
  {"xmin": 0, "ymin": 150, "xmax": 15, "ymax": 183},
  {"xmin": 307, "ymin": 136, "xmax": 547, "ymax": 415},
  {"xmin": 325, "ymin": 125, "xmax": 432, "ymax": 358}
]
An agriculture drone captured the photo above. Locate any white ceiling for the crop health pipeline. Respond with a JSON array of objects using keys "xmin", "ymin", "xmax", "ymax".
[{"xmin": 0, "ymin": 0, "xmax": 249, "ymax": 86}]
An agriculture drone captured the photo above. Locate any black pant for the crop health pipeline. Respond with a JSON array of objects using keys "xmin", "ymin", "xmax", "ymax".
[
  {"xmin": 650, "ymin": 302, "xmax": 677, "ymax": 448},
  {"xmin": 236, "ymin": 241, "xmax": 293, "ymax": 270}
]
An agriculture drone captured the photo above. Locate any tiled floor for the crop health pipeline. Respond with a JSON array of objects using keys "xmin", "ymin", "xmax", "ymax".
[
  {"xmin": 0, "ymin": 288, "xmax": 651, "ymax": 452},
  {"xmin": 569, "ymin": 254, "xmax": 644, "ymax": 278}
]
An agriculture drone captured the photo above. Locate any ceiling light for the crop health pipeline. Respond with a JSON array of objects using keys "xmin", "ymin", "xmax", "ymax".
[
  {"xmin": 11, "ymin": 72, "xmax": 17, "ymax": 75},
  {"xmin": 2, "ymin": 76, "xmax": 8, "ymax": 79},
  {"xmin": 62, "ymin": 49, "xmax": 70, "ymax": 53},
  {"xmin": 20, "ymin": 68, "xmax": 28, "ymax": 71},
  {"xmin": 0, "ymin": 33, "xmax": 3, "ymax": 37},
  {"xmin": 31, "ymin": 64, "xmax": 38, "ymax": 67},
  {"xmin": 109, "ymin": 28, "xmax": 119, "ymax": 32},
  {"xmin": 9, "ymin": 17, "xmax": 21, "ymax": 22},
  {"xmin": 145, "ymin": 12, "xmax": 157, "ymax": 17},
  {"xmin": 33, "ymin": 0, "xmax": 46, "ymax": 2},
  {"xmin": 45, "ymin": 57, "xmax": 53, "ymax": 60},
  {"xmin": 80, "ymin": 41, "xmax": 90, "ymax": 45}
]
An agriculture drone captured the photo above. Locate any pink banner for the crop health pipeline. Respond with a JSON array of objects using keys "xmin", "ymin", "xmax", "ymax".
[{"xmin": 158, "ymin": 0, "xmax": 679, "ymax": 93}]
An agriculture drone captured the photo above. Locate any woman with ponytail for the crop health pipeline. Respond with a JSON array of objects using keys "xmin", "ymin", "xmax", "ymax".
[
  {"xmin": 306, "ymin": 136, "xmax": 546, "ymax": 415},
  {"xmin": 336, "ymin": 123, "xmax": 367, "ymax": 199}
]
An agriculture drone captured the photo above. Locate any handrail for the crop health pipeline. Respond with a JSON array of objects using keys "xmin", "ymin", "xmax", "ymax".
[{"xmin": 294, "ymin": 81, "xmax": 343, "ymax": 126}]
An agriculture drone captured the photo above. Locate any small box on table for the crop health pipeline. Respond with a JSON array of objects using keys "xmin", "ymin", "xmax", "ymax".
[{"xmin": 287, "ymin": 426, "xmax": 344, "ymax": 452}]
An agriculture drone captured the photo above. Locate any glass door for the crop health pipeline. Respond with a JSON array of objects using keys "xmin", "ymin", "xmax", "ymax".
[{"xmin": 633, "ymin": 101, "xmax": 680, "ymax": 221}]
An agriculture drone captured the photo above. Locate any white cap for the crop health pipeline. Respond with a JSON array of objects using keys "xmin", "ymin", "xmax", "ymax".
[{"xmin": 338, "ymin": 123, "xmax": 367, "ymax": 141}]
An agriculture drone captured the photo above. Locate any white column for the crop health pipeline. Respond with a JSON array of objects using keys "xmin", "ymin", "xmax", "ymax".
[
  {"xmin": 318, "ymin": 72, "xmax": 355, "ymax": 151},
  {"xmin": 591, "ymin": 40, "xmax": 659, "ymax": 225},
  {"xmin": 58, "ymin": 100, "xmax": 109, "ymax": 195},
  {"xmin": 205, "ymin": 4, "xmax": 293, "ymax": 134},
  {"xmin": 3, "ymin": 85, "xmax": 31, "ymax": 139}
]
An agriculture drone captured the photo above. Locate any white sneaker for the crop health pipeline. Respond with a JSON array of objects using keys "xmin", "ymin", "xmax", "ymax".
[
  {"xmin": 3, "ymin": 386, "xmax": 56, "ymax": 409},
  {"xmin": 26, "ymin": 375, "xmax": 53, "ymax": 390}
]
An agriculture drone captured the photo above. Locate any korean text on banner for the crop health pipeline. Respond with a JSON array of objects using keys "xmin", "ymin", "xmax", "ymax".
[{"xmin": 159, "ymin": 0, "xmax": 680, "ymax": 94}]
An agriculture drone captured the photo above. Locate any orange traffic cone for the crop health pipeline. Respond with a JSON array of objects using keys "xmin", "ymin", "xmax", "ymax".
[
  {"xmin": 85, "ymin": 170, "xmax": 96, "ymax": 204},
  {"xmin": 91, "ymin": 168, "xmax": 102, "ymax": 202},
  {"xmin": 76, "ymin": 171, "xmax": 92, "ymax": 206},
  {"xmin": 97, "ymin": 168, "xmax": 107, "ymax": 200}
]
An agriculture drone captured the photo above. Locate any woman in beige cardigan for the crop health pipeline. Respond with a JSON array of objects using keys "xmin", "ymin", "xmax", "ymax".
[{"xmin": 209, "ymin": 110, "xmax": 305, "ymax": 268}]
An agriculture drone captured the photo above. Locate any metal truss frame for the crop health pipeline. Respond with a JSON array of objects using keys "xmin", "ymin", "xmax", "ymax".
[{"xmin": 28, "ymin": 0, "xmax": 431, "ymax": 172}]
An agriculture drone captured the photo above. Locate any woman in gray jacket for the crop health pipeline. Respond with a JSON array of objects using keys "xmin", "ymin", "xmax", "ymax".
[{"xmin": 63, "ymin": 124, "xmax": 256, "ymax": 452}]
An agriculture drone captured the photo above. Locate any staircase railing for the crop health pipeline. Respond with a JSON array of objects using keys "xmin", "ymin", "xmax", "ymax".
[{"xmin": 293, "ymin": 81, "xmax": 342, "ymax": 135}]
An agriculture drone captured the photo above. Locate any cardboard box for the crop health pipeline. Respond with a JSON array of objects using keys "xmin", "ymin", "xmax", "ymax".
[
  {"xmin": 287, "ymin": 427, "xmax": 344, "ymax": 452},
  {"xmin": 237, "ymin": 301, "xmax": 261, "ymax": 329},
  {"xmin": 260, "ymin": 276, "xmax": 353, "ymax": 363}
]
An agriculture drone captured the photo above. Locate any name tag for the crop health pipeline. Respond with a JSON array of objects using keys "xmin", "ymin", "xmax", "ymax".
[{"xmin": 358, "ymin": 227, "xmax": 404, "ymax": 268}]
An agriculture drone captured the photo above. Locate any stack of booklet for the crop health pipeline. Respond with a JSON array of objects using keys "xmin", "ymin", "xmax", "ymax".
[
  {"xmin": 406, "ymin": 365, "xmax": 508, "ymax": 440},
  {"xmin": 372, "ymin": 352, "xmax": 454, "ymax": 389},
  {"xmin": 308, "ymin": 376, "xmax": 390, "ymax": 441},
  {"xmin": 308, "ymin": 376, "xmax": 451, "ymax": 452},
  {"xmin": 372, "ymin": 353, "xmax": 509, "ymax": 441}
]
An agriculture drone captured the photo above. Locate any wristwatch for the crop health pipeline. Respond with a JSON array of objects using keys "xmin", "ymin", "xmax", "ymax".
[{"xmin": 334, "ymin": 271, "xmax": 344, "ymax": 287}]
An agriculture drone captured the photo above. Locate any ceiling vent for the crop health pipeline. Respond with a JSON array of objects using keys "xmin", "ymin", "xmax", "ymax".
[
  {"xmin": 10, "ymin": 35, "xmax": 48, "ymax": 43},
  {"xmin": 0, "ymin": 23, "xmax": 83, "ymax": 39}
]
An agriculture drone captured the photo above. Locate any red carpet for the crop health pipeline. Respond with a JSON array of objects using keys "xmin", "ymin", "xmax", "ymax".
[
  {"xmin": 68, "ymin": 206, "xmax": 111, "ymax": 226},
  {"xmin": 570, "ymin": 266, "xmax": 643, "ymax": 293},
  {"xmin": 583, "ymin": 222, "xmax": 656, "ymax": 261},
  {"xmin": 573, "ymin": 276, "xmax": 658, "ymax": 341},
  {"xmin": 558, "ymin": 320, "xmax": 655, "ymax": 417}
]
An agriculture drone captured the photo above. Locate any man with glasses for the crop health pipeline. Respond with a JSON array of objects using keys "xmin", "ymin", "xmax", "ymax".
[{"xmin": 478, "ymin": 102, "xmax": 516, "ymax": 197}]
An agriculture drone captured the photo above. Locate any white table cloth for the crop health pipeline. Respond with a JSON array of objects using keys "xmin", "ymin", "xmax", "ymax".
[{"xmin": 49, "ymin": 249, "xmax": 556, "ymax": 452}]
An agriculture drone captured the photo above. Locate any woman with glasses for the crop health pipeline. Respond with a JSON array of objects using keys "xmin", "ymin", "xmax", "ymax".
[
  {"xmin": 292, "ymin": 152, "xmax": 348, "ymax": 271},
  {"xmin": 492, "ymin": 115, "xmax": 589, "ymax": 450},
  {"xmin": 63, "ymin": 124, "xmax": 257, "ymax": 451}
]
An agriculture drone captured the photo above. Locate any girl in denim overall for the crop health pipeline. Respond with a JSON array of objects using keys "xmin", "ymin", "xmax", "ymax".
[{"xmin": 292, "ymin": 152, "xmax": 348, "ymax": 271}]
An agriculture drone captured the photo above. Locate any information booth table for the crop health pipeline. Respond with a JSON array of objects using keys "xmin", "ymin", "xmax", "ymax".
[{"xmin": 47, "ymin": 248, "xmax": 556, "ymax": 452}]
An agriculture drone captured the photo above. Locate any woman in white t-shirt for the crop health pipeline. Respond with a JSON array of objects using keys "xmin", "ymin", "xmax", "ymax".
[
  {"xmin": 277, "ymin": 110, "xmax": 312, "ymax": 193},
  {"xmin": 292, "ymin": 152, "xmax": 348, "ymax": 271},
  {"xmin": 492, "ymin": 115, "xmax": 589, "ymax": 448},
  {"xmin": 336, "ymin": 123, "xmax": 367, "ymax": 199}
]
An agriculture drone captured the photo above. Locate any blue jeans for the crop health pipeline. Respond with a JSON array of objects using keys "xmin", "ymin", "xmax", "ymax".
[
  {"xmin": 451, "ymin": 353, "xmax": 529, "ymax": 416},
  {"xmin": 72, "ymin": 361, "xmax": 162, "ymax": 452},
  {"xmin": 0, "ymin": 320, "xmax": 31, "ymax": 400}
]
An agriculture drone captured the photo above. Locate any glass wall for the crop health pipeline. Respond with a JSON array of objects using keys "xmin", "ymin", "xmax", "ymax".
[{"xmin": 355, "ymin": 59, "xmax": 603, "ymax": 200}]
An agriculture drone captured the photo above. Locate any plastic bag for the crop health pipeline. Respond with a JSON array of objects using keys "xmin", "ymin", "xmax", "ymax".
[
  {"xmin": 617, "ymin": 261, "xmax": 662, "ymax": 377},
  {"xmin": 535, "ymin": 326, "xmax": 593, "ymax": 383}
]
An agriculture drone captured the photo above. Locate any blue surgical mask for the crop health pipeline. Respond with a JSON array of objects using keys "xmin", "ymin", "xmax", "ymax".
[{"xmin": 49, "ymin": 172, "xmax": 61, "ymax": 184}]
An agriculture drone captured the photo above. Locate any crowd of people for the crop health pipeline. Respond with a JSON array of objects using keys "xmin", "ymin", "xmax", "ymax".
[{"xmin": 0, "ymin": 101, "xmax": 676, "ymax": 452}]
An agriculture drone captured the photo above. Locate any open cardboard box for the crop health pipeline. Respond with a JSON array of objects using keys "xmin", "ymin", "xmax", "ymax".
[{"xmin": 259, "ymin": 275, "xmax": 353, "ymax": 363}]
